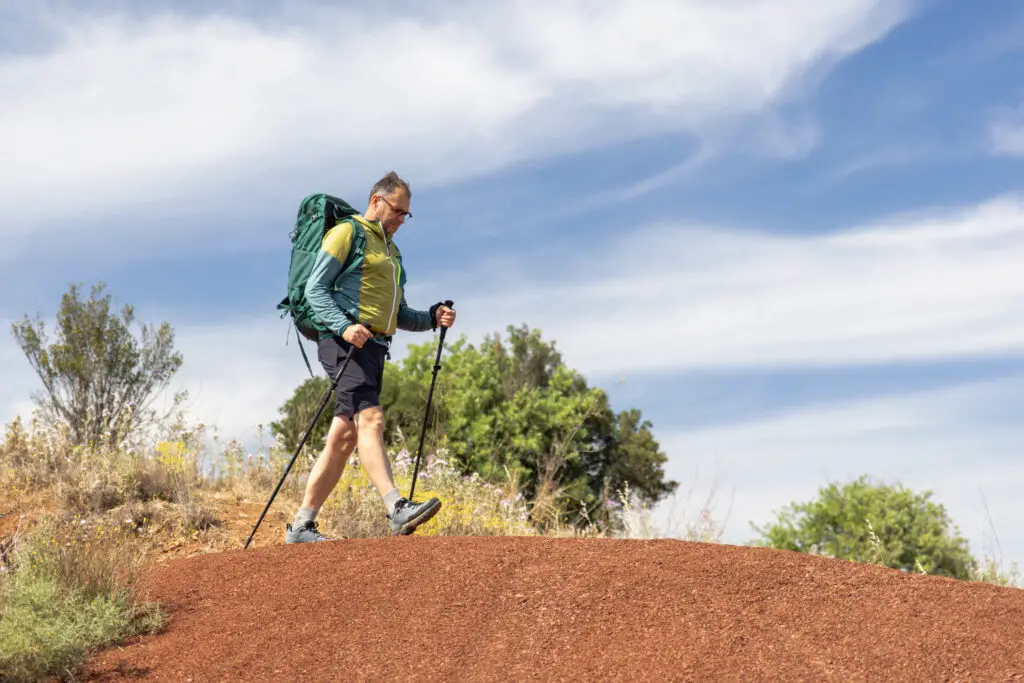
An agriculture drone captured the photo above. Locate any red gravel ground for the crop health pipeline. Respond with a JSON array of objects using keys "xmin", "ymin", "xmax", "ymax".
[{"xmin": 84, "ymin": 536, "xmax": 1024, "ymax": 681}]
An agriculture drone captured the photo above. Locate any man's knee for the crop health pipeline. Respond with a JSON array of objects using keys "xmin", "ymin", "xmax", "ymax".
[
  {"xmin": 355, "ymin": 406, "xmax": 384, "ymax": 436},
  {"xmin": 325, "ymin": 415, "xmax": 357, "ymax": 453}
]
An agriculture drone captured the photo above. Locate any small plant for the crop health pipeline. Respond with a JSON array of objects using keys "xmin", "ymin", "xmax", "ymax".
[
  {"xmin": 971, "ymin": 556, "xmax": 1022, "ymax": 588},
  {"xmin": 0, "ymin": 516, "xmax": 165, "ymax": 682},
  {"xmin": 865, "ymin": 518, "xmax": 885, "ymax": 566}
]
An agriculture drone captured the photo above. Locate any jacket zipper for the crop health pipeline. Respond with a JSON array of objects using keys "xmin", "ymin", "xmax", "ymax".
[{"xmin": 384, "ymin": 236, "xmax": 399, "ymax": 329}]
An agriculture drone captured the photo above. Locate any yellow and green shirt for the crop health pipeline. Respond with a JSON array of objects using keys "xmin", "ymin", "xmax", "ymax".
[{"xmin": 303, "ymin": 214, "xmax": 435, "ymax": 341}]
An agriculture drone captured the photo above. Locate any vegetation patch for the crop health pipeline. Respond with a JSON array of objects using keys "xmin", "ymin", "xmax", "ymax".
[{"xmin": 0, "ymin": 516, "xmax": 165, "ymax": 683}]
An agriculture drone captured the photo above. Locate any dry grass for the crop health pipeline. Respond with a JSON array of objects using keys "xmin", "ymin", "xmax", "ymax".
[
  {"xmin": 0, "ymin": 514, "xmax": 165, "ymax": 682},
  {"xmin": 308, "ymin": 447, "xmax": 537, "ymax": 539}
]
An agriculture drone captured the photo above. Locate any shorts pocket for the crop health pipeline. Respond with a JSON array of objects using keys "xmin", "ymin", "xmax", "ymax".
[{"xmin": 317, "ymin": 337, "xmax": 341, "ymax": 370}]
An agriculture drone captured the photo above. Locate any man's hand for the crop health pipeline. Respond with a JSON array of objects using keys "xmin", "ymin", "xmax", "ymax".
[
  {"xmin": 342, "ymin": 324, "xmax": 372, "ymax": 348},
  {"xmin": 435, "ymin": 305, "xmax": 456, "ymax": 328}
]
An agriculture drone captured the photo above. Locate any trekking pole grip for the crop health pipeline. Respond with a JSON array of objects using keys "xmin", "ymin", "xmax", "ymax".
[{"xmin": 438, "ymin": 300, "xmax": 454, "ymax": 343}]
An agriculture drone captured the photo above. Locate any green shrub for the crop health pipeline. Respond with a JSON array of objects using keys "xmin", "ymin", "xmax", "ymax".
[{"xmin": 0, "ymin": 516, "xmax": 165, "ymax": 682}]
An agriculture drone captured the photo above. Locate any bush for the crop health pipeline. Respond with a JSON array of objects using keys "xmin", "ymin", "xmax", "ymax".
[
  {"xmin": 751, "ymin": 476, "xmax": 985, "ymax": 581},
  {"xmin": 0, "ymin": 414, "xmax": 222, "ymax": 537},
  {"xmin": 0, "ymin": 516, "xmax": 165, "ymax": 682}
]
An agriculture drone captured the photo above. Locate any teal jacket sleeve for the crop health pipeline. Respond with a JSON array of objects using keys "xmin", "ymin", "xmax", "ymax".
[
  {"xmin": 304, "ymin": 224, "xmax": 357, "ymax": 337},
  {"xmin": 397, "ymin": 293, "xmax": 436, "ymax": 332}
]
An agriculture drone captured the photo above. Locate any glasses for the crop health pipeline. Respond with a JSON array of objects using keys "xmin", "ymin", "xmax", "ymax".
[{"xmin": 376, "ymin": 194, "xmax": 412, "ymax": 219}]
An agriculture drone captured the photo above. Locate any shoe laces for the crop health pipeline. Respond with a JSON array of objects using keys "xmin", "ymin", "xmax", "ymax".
[
  {"xmin": 388, "ymin": 498, "xmax": 411, "ymax": 519},
  {"xmin": 303, "ymin": 520, "xmax": 330, "ymax": 537}
]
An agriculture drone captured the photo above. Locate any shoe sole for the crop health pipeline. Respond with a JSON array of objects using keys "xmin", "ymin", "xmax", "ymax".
[
  {"xmin": 393, "ymin": 499, "xmax": 442, "ymax": 535},
  {"xmin": 284, "ymin": 525, "xmax": 334, "ymax": 544},
  {"xmin": 284, "ymin": 536, "xmax": 333, "ymax": 543}
]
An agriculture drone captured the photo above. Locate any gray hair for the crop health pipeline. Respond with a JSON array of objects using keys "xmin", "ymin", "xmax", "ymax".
[{"xmin": 368, "ymin": 170, "xmax": 411, "ymax": 201}]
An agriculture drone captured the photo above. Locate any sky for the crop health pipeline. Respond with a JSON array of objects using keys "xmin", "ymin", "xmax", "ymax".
[{"xmin": 2, "ymin": 0, "xmax": 1024, "ymax": 569}]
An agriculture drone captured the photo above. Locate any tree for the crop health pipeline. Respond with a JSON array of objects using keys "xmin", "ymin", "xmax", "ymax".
[
  {"xmin": 750, "ymin": 476, "xmax": 977, "ymax": 579},
  {"xmin": 11, "ymin": 282, "xmax": 185, "ymax": 449},
  {"xmin": 268, "ymin": 375, "xmax": 332, "ymax": 456},
  {"xmin": 420, "ymin": 325, "xmax": 678, "ymax": 525},
  {"xmin": 272, "ymin": 323, "xmax": 678, "ymax": 527}
]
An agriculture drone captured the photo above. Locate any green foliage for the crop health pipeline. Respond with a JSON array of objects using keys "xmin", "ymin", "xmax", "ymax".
[
  {"xmin": 0, "ymin": 518, "xmax": 165, "ymax": 682},
  {"xmin": 269, "ymin": 375, "xmax": 334, "ymax": 456},
  {"xmin": 412, "ymin": 325, "xmax": 677, "ymax": 520},
  {"xmin": 750, "ymin": 475, "xmax": 977, "ymax": 579},
  {"xmin": 10, "ymin": 282, "xmax": 185, "ymax": 450},
  {"xmin": 379, "ymin": 362, "xmax": 438, "ymax": 449},
  {"xmin": 318, "ymin": 446, "xmax": 538, "ymax": 539}
]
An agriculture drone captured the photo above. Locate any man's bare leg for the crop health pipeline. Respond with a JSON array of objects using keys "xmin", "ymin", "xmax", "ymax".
[
  {"xmin": 286, "ymin": 415, "xmax": 356, "ymax": 540},
  {"xmin": 301, "ymin": 415, "xmax": 358, "ymax": 510},
  {"xmin": 353, "ymin": 406, "xmax": 397, "ymax": 496},
  {"xmin": 353, "ymin": 405, "xmax": 443, "ymax": 534},
  {"xmin": 288, "ymin": 404, "xmax": 442, "ymax": 540}
]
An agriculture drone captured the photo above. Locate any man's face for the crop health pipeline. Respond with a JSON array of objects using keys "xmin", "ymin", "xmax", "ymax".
[{"xmin": 375, "ymin": 190, "xmax": 411, "ymax": 236}]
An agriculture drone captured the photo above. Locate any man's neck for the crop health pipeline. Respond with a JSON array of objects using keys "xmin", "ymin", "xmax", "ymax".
[{"xmin": 359, "ymin": 213, "xmax": 393, "ymax": 238}]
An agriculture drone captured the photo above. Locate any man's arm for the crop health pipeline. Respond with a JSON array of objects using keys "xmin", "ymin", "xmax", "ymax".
[
  {"xmin": 396, "ymin": 294, "xmax": 439, "ymax": 332},
  {"xmin": 304, "ymin": 222, "xmax": 357, "ymax": 336}
]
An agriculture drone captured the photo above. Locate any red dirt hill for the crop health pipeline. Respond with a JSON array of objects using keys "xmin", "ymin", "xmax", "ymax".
[{"xmin": 84, "ymin": 536, "xmax": 1024, "ymax": 681}]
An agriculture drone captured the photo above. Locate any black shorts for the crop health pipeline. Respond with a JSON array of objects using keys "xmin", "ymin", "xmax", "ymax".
[{"xmin": 317, "ymin": 335, "xmax": 387, "ymax": 419}]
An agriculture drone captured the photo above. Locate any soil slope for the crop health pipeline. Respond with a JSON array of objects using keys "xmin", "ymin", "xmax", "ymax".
[{"xmin": 84, "ymin": 536, "xmax": 1024, "ymax": 681}]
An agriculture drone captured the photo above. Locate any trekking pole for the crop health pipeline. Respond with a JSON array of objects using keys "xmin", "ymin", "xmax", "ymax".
[
  {"xmin": 243, "ymin": 343, "xmax": 355, "ymax": 549},
  {"xmin": 408, "ymin": 300, "xmax": 454, "ymax": 501}
]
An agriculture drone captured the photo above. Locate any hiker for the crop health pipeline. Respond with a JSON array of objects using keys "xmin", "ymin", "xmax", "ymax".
[{"xmin": 285, "ymin": 171, "xmax": 456, "ymax": 543}]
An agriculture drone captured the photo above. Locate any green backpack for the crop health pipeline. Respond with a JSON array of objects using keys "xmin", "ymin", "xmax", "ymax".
[{"xmin": 277, "ymin": 193, "xmax": 365, "ymax": 374}]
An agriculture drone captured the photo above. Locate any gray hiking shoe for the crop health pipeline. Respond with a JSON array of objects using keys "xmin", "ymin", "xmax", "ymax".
[
  {"xmin": 388, "ymin": 497, "xmax": 442, "ymax": 535},
  {"xmin": 284, "ymin": 519, "xmax": 334, "ymax": 544}
]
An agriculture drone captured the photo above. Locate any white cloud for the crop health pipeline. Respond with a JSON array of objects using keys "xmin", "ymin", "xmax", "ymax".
[
  {"xmin": 991, "ymin": 106, "xmax": 1024, "ymax": 158},
  {"xmin": 443, "ymin": 194, "xmax": 1024, "ymax": 379},
  {"xmin": 0, "ymin": 323, "xmax": 40, "ymax": 429},
  {"xmin": 652, "ymin": 375, "xmax": 1024, "ymax": 568},
  {"xmin": 158, "ymin": 316, "xmax": 310, "ymax": 444},
  {"xmin": 0, "ymin": 0, "xmax": 910, "ymax": 252},
  {"xmin": 812, "ymin": 145, "xmax": 931, "ymax": 187}
]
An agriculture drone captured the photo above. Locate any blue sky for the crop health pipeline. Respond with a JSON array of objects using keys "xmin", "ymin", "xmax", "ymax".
[{"xmin": 3, "ymin": 0, "xmax": 1024, "ymax": 568}]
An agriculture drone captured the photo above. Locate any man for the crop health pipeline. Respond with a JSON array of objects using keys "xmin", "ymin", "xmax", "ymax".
[{"xmin": 285, "ymin": 171, "xmax": 456, "ymax": 543}]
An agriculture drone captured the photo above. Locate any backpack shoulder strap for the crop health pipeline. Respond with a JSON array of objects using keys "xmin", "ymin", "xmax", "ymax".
[
  {"xmin": 337, "ymin": 217, "xmax": 366, "ymax": 277},
  {"xmin": 314, "ymin": 217, "xmax": 368, "ymax": 340}
]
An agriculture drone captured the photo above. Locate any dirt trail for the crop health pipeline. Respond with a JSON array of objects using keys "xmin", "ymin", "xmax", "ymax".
[{"xmin": 84, "ymin": 536, "xmax": 1024, "ymax": 681}]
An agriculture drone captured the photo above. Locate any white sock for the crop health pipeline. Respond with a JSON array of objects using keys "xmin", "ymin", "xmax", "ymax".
[
  {"xmin": 293, "ymin": 506, "xmax": 317, "ymax": 528},
  {"xmin": 382, "ymin": 488, "xmax": 403, "ymax": 515}
]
